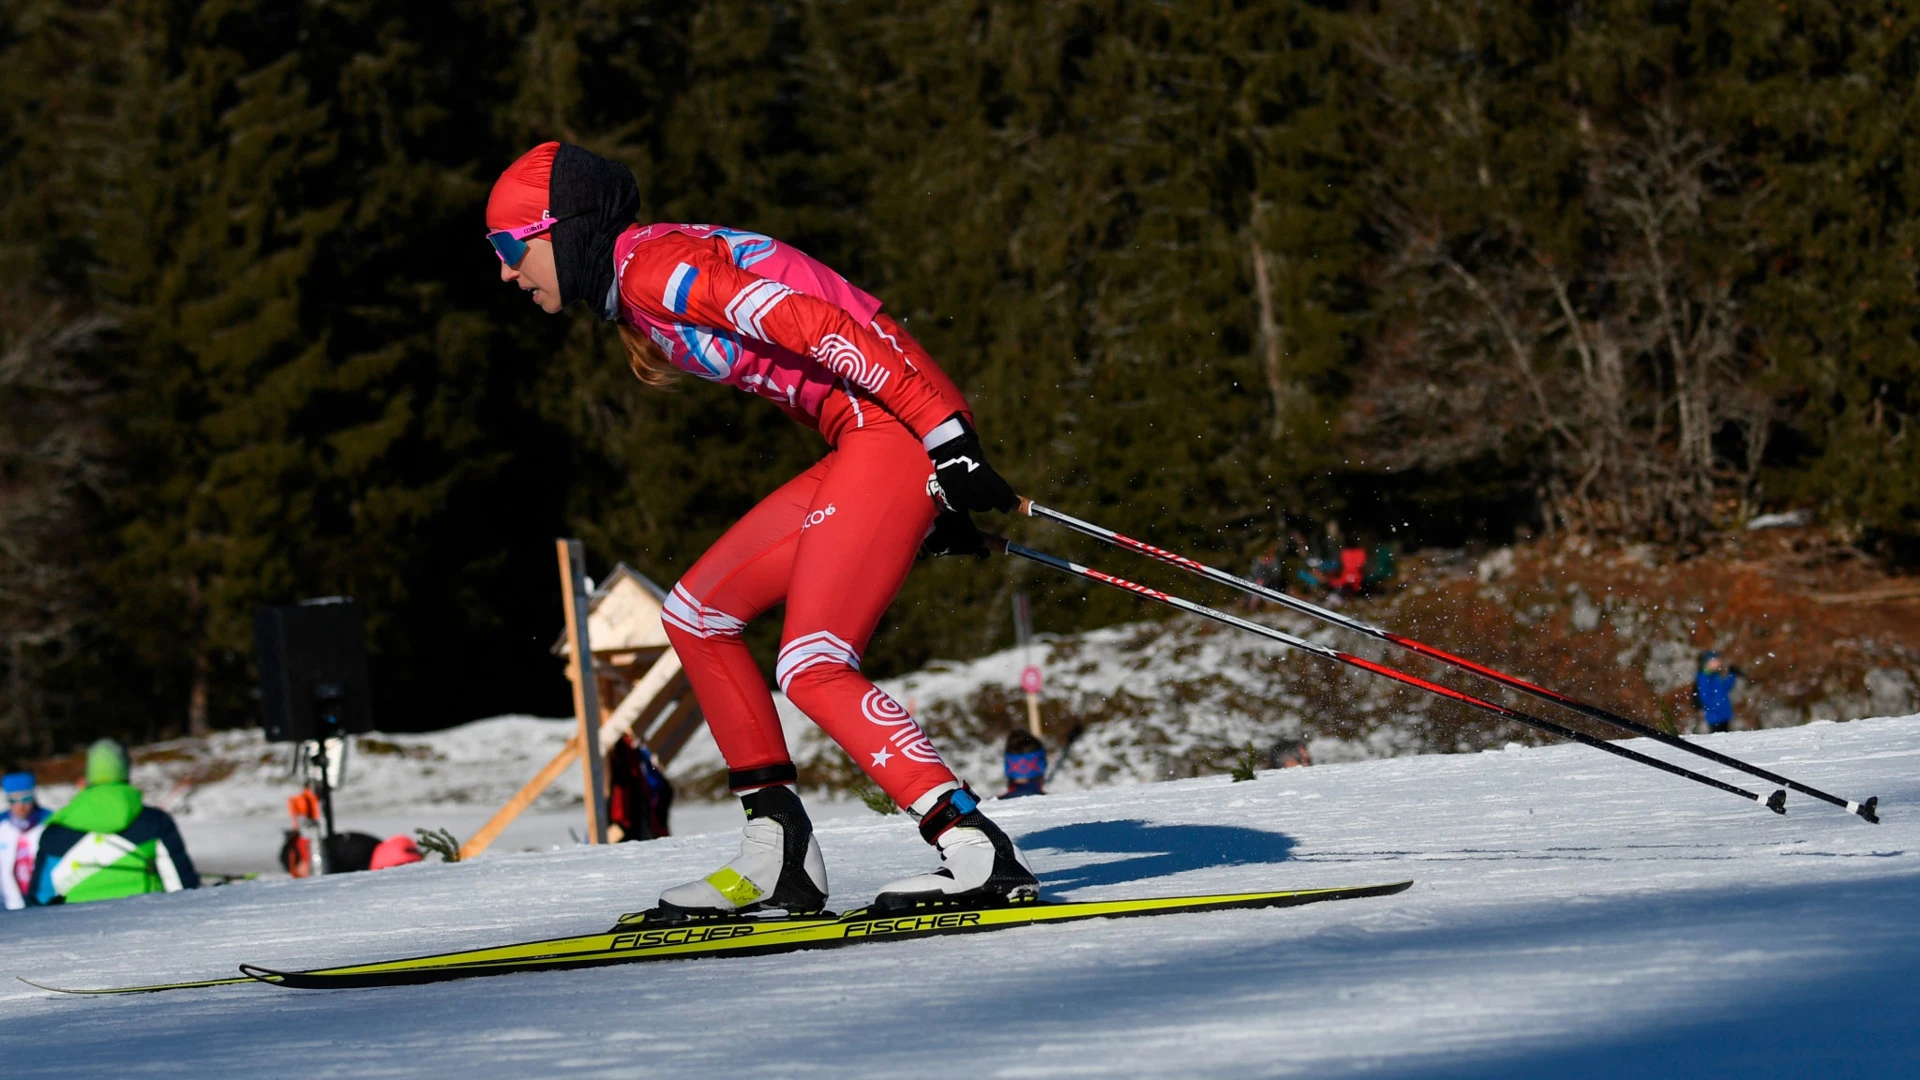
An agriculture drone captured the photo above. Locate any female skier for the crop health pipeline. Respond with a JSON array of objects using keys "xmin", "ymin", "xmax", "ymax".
[{"xmin": 487, "ymin": 141, "xmax": 1037, "ymax": 916}]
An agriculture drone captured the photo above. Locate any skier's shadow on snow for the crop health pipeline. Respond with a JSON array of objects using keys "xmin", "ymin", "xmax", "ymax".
[{"xmin": 1017, "ymin": 818, "xmax": 1296, "ymax": 891}]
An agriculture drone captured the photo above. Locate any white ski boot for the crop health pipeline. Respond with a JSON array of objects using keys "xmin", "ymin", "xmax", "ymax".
[
  {"xmin": 873, "ymin": 784, "xmax": 1039, "ymax": 913},
  {"xmin": 656, "ymin": 784, "xmax": 828, "ymax": 918}
]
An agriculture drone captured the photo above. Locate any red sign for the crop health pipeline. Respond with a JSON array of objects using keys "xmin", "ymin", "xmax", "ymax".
[{"xmin": 1021, "ymin": 666, "xmax": 1043, "ymax": 695}]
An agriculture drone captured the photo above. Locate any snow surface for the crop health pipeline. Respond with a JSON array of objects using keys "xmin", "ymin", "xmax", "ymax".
[{"xmin": 5, "ymin": 715, "xmax": 1917, "ymax": 1078}]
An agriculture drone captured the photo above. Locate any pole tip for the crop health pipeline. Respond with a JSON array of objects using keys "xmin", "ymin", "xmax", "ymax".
[
  {"xmin": 1766, "ymin": 790, "xmax": 1787, "ymax": 815},
  {"xmin": 1859, "ymin": 795, "xmax": 1880, "ymax": 824}
]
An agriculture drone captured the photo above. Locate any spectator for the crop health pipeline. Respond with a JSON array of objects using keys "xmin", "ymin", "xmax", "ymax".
[
  {"xmin": 1002, "ymin": 729, "xmax": 1047, "ymax": 798},
  {"xmin": 1327, "ymin": 548, "xmax": 1370, "ymax": 597},
  {"xmin": 29, "ymin": 739, "xmax": 200, "ymax": 905},
  {"xmin": 1693, "ymin": 652, "xmax": 1744, "ymax": 734},
  {"xmin": 608, "ymin": 735, "xmax": 674, "ymax": 842},
  {"xmin": 1364, "ymin": 545, "xmax": 1397, "ymax": 592},
  {"xmin": 1244, "ymin": 547, "xmax": 1287, "ymax": 610},
  {"xmin": 1326, "ymin": 544, "xmax": 1397, "ymax": 600},
  {"xmin": 278, "ymin": 790, "xmax": 385, "ymax": 875},
  {"xmin": 1294, "ymin": 522, "xmax": 1343, "ymax": 597},
  {"xmin": 280, "ymin": 828, "xmax": 383, "ymax": 876},
  {"xmin": 1249, "ymin": 548, "xmax": 1283, "ymax": 590},
  {"xmin": 1267, "ymin": 739, "xmax": 1313, "ymax": 770},
  {"xmin": 1295, "ymin": 556, "xmax": 1339, "ymax": 594},
  {"xmin": 2, "ymin": 770, "xmax": 53, "ymax": 911}
]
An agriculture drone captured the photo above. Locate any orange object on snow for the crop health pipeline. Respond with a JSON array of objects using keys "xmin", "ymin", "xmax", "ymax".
[{"xmin": 287, "ymin": 789, "xmax": 321, "ymax": 824}]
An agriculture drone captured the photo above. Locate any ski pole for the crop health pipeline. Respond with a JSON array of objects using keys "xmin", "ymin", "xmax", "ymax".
[
  {"xmin": 988, "ymin": 535, "xmax": 1787, "ymax": 815},
  {"xmin": 1020, "ymin": 499, "xmax": 1877, "ymax": 825}
]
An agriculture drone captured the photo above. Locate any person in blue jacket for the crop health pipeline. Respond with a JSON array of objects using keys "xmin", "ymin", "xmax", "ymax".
[
  {"xmin": 29, "ymin": 739, "xmax": 199, "ymax": 905},
  {"xmin": 1693, "ymin": 652, "xmax": 1744, "ymax": 734}
]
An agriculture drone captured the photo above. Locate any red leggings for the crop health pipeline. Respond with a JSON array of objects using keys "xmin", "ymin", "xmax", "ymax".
[{"xmin": 660, "ymin": 411, "xmax": 958, "ymax": 806}]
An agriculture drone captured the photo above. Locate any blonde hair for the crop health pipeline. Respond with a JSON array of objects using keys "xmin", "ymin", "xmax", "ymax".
[{"xmin": 618, "ymin": 323, "xmax": 677, "ymax": 388}]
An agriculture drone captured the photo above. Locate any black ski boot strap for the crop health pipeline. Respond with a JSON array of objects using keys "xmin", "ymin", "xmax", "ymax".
[
  {"xmin": 729, "ymin": 762, "xmax": 798, "ymax": 793},
  {"xmin": 916, "ymin": 786, "xmax": 980, "ymax": 845}
]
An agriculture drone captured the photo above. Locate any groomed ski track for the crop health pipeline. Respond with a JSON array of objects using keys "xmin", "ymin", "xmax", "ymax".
[{"xmin": 6, "ymin": 716, "xmax": 1918, "ymax": 1078}]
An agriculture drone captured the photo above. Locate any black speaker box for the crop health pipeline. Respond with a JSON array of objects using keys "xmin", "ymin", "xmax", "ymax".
[{"xmin": 254, "ymin": 598, "xmax": 374, "ymax": 743}]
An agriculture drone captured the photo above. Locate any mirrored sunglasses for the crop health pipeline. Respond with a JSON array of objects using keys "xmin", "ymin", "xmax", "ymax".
[{"xmin": 486, "ymin": 215, "xmax": 558, "ymax": 269}]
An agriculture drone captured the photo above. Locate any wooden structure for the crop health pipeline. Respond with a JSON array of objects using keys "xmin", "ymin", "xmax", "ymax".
[
  {"xmin": 459, "ymin": 555, "xmax": 707, "ymax": 860},
  {"xmin": 558, "ymin": 540, "xmax": 609, "ymax": 845}
]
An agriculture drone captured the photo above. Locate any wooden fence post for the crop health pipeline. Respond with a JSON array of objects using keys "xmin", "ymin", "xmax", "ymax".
[{"xmin": 558, "ymin": 539, "xmax": 609, "ymax": 844}]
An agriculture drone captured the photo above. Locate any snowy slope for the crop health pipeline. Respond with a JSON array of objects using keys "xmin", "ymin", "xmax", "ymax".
[
  {"xmin": 37, "ymin": 716, "xmax": 865, "ymax": 876},
  {"xmin": 109, "ymin": 606, "xmax": 1635, "ymax": 880},
  {"xmin": 70, "ymin": 591, "xmax": 1917, "ymax": 881},
  {"xmin": 62, "ymin": 609, "xmax": 1436, "ymax": 878},
  {"xmin": 5, "ymin": 715, "xmax": 1917, "ymax": 1078}
]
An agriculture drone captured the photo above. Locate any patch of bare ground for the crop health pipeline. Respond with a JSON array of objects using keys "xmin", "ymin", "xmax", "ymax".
[{"xmin": 1367, "ymin": 525, "xmax": 1919, "ymax": 740}]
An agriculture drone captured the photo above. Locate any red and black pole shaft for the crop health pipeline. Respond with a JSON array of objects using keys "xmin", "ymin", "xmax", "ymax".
[
  {"xmin": 1020, "ymin": 499, "xmax": 1877, "ymax": 825},
  {"xmin": 990, "ymin": 535, "xmax": 1786, "ymax": 815}
]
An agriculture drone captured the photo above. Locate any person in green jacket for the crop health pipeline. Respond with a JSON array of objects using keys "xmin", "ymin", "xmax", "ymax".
[{"xmin": 28, "ymin": 739, "xmax": 199, "ymax": 905}]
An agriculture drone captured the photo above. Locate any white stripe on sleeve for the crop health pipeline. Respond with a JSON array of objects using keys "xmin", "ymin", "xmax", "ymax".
[{"xmin": 723, "ymin": 279, "xmax": 795, "ymax": 340}]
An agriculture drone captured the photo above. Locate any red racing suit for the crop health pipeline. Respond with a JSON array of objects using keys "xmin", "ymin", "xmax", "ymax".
[{"xmin": 616, "ymin": 224, "xmax": 968, "ymax": 807}]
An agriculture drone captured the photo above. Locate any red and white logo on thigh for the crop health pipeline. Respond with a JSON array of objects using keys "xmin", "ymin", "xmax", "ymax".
[
  {"xmin": 801, "ymin": 503, "xmax": 837, "ymax": 532},
  {"xmin": 861, "ymin": 689, "xmax": 945, "ymax": 765}
]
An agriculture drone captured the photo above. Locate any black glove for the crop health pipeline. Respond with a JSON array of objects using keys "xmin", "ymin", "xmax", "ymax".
[
  {"xmin": 926, "ymin": 415, "xmax": 1017, "ymax": 514},
  {"xmin": 919, "ymin": 509, "xmax": 989, "ymax": 560}
]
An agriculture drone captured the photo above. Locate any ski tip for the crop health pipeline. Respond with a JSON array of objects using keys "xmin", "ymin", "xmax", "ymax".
[
  {"xmin": 1766, "ymin": 790, "xmax": 1787, "ymax": 815},
  {"xmin": 14, "ymin": 976, "xmax": 131, "ymax": 996},
  {"xmin": 237, "ymin": 964, "xmax": 289, "ymax": 986}
]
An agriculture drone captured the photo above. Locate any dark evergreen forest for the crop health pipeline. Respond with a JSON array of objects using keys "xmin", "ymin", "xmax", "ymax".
[{"xmin": 2, "ymin": 1, "xmax": 1914, "ymax": 752}]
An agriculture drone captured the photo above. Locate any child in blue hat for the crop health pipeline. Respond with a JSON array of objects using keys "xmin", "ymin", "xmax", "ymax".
[
  {"xmin": 1002, "ymin": 729, "xmax": 1048, "ymax": 798},
  {"xmin": 2, "ymin": 770, "xmax": 52, "ymax": 910}
]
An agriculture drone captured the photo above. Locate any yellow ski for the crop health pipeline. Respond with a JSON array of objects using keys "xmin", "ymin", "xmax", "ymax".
[
  {"xmin": 242, "ymin": 881, "xmax": 1413, "ymax": 990},
  {"xmin": 23, "ymin": 881, "xmax": 1412, "ymax": 995}
]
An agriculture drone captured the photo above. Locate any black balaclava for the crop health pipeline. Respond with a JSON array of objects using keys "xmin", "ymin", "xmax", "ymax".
[{"xmin": 547, "ymin": 143, "xmax": 640, "ymax": 320}]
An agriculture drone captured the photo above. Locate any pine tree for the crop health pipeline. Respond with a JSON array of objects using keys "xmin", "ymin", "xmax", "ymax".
[
  {"xmin": 1710, "ymin": 2, "xmax": 1920, "ymax": 539},
  {"xmin": 41, "ymin": 0, "xmax": 591, "ymax": 737},
  {"xmin": 7, "ymin": 0, "xmax": 1910, "ymax": 751},
  {"xmin": 791, "ymin": 1, "xmax": 1366, "ymax": 663}
]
